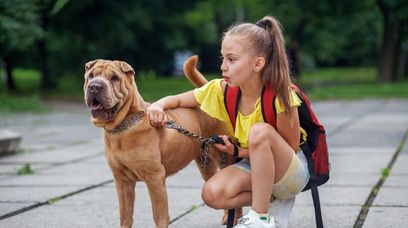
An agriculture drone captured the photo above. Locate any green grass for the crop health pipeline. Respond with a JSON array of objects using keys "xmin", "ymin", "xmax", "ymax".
[
  {"xmin": 0, "ymin": 93, "xmax": 49, "ymax": 113},
  {"xmin": 301, "ymin": 67, "xmax": 377, "ymax": 84},
  {"xmin": 0, "ymin": 67, "xmax": 407, "ymax": 113},
  {"xmin": 298, "ymin": 67, "xmax": 408, "ymax": 100},
  {"xmin": 136, "ymin": 74, "xmax": 197, "ymax": 102}
]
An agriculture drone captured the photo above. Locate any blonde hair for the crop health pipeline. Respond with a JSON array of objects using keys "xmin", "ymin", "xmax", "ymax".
[{"xmin": 223, "ymin": 16, "xmax": 292, "ymax": 113}]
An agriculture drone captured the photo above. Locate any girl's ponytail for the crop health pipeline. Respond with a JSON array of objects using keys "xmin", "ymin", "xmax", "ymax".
[{"xmin": 257, "ymin": 16, "xmax": 292, "ymax": 114}]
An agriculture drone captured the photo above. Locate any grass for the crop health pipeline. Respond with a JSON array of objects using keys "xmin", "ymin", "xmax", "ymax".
[
  {"xmin": 17, "ymin": 163, "xmax": 34, "ymax": 175},
  {"xmin": 298, "ymin": 67, "xmax": 408, "ymax": 100},
  {"xmin": 0, "ymin": 67, "xmax": 407, "ymax": 113},
  {"xmin": 0, "ymin": 94, "xmax": 49, "ymax": 113}
]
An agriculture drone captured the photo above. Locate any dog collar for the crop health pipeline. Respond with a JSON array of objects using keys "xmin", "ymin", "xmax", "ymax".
[{"xmin": 105, "ymin": 111, "xmax": 145, "ymax": 134}]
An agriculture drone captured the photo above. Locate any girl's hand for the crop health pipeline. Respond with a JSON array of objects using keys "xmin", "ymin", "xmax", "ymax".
[
  {"xmin": 147, "ymin": 102, "xmax": 168, "ymax": 127},
  {"xmin": 213, "ymin": 135, "xmax": 237, "ymax": 155}
]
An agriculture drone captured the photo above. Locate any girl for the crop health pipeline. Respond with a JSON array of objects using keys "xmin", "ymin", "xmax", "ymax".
[{"xmin": 147, "ymin": 16, "xmax": 310, "ymax": 228}]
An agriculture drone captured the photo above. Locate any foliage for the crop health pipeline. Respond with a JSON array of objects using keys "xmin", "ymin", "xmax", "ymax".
[
  {"xmin": 0, "ymin": 0, "xmax": 407, "ymax": 94},
  {"xmin": 0, "ymin": 0, "xmax": 42, "ymax": 55},
  {"xmin": 17, "ymin": 164, "xmax": 34, "ymax": 175}
]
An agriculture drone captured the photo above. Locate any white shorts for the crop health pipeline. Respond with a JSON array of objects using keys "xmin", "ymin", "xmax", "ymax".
[{"xmin": 232, "ymin": 149, "xmax": 310, "ymax": 199}]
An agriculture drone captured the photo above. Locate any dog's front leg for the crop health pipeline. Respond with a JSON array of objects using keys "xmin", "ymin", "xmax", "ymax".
[
  {"xmin": 145, "ymin": 167, "xmax": 169, "ymax": 228},
  {"xmin": 114, "ymin": 178, "xmax": 136, "ymax": 228}
]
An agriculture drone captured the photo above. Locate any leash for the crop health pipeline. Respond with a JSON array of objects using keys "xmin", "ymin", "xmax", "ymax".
[{"xmin": 166, "ymin": 120, "xmax": 233, "ymax": 170}]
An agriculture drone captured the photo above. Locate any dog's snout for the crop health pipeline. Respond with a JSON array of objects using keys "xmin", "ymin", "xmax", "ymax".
[{"xmin": 88, "ymin": 82, "xmax": 104, "ymax": 94}]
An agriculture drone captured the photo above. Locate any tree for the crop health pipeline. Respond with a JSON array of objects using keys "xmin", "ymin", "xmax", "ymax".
[
  {"xmin": 0, "ymin": 0, "xmax": 42, "ymax": 91},
  {"xmin": 36, "ymin": 0, "xmax": 70, "ymax": 90},
  {"xmin": 377, "ymin": 0, "xmax": 408, "ymax": 82}
]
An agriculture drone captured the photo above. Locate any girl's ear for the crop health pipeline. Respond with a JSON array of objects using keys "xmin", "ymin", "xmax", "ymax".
[{"xmin": 253, "ymin": 56, "xmax": 266, "ymax": 73}]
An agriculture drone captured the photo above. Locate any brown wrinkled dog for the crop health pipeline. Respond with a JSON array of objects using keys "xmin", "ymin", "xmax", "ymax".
[{"xmin": 83, "ymin": 57, "xmax": 240, "ymax": 228}]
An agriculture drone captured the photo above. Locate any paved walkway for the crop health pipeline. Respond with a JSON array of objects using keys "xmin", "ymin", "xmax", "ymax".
[{"xmin": 0, "ymin": 99, "xmax": 407, "ymax": 227}]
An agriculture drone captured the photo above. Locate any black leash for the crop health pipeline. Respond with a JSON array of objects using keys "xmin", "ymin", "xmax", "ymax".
[{"xmin": 166, "ymin": 120, "xmax": 237, "ymax": 170}]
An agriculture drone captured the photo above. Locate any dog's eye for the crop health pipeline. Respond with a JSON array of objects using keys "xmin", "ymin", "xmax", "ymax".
[
  {"xmin": 111, "ymin": 75, "xmax": 119, "ymax": 81},
  {"xmin": 88, "ymin": 74, "xmax": 94, "ymax": 79}
]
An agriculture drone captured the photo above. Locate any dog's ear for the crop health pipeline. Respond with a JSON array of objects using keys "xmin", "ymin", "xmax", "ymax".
[
  {"xmin": 118, "ymin": 61, "xmax": 135, "ymax": 76},
  {"xmin": 85, "ymin": 59, "xmax": 100, "ymax": 71}
]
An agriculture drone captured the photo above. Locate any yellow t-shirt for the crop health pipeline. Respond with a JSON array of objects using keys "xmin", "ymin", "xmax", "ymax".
[{"xmin": 194, "ymin": 79, "xmax": 306, "ymax": 148}]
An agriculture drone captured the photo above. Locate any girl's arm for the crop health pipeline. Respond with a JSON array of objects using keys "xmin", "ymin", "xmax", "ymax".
[
  {"xmin": 276, "ymin": 106, "xmax": 301, "ymax": 151},
  {"xmin": 147, "ymin": 90, "xmax": 199, "ymax": 127}
]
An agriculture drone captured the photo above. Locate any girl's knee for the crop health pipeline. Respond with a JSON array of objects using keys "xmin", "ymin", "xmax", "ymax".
[
  {"xmin": 249, "ymin": 123, "xmax": 276, "ymax": 147},
  {"xmin": 202, "ymin": 181, "xmax": 225, "ymax": 209}
]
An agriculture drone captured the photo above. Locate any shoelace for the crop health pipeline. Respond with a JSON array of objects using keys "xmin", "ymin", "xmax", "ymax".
[{"xmin": 235, "ymin": 216, "xmax": 250, "ymax": 226}]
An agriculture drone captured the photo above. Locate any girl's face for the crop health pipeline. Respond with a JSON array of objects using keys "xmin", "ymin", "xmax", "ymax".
[{"xmin": 220, "ymin": 36, "xmax": 256, "ymax": 87}]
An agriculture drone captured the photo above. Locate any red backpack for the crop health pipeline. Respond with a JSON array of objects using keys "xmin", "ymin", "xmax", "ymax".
[{"xmin": 224, "ymin": 83, "xmax": 329, "ymax": 228}]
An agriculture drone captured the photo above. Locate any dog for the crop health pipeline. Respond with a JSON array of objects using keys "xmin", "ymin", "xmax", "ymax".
[{"xmin": 83, "ymin": 57, "xmax": 239, "ymax": 228}]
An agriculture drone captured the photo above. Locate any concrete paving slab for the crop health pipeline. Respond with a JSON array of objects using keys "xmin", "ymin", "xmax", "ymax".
[
  {"xmin": 381, "ymin": 175, "xmax": 408, "ymax": 188},
  {"xmin": 0, "ymin": 164, "xmax": 46, "ymax": 175},
  {"xmin": 329, "ymin": 128, "xmax": 405, "ymax": 147},
  {"xmin": 391, "ymin": 155, "xmax": 408, "ymax": 175},
  {"xmin": 170, "ymin": 204, "xmax": 230, "ymax": 228},
  {"xmin": 0, "ymin": 186, "xmax": 85, "ymax": 203},
  {"xmin": 38, "ymin": 159, "xmax": 111, "ymax": 175},
  {"xmin": 0, "ymin": 146, "xmax": 102, "ymax": 164},
  {"xmin": 293, "ymin": 186, "xmax": 370, "ymax": 206},
  {"xmin": 328, "ymin": 146, "xmax": 394, "ymax": 155},
  {"xmin": 364, "ymin": 206, "xmax": 408, "ymax": 228},
  {"xmin": 0, "ymin": 174, "xmax": 112, "ymax": 187},
  {"xmin": 330, "ymin": 152, "xmax": 393, "ymax": 174},
  {"xmin": 0, "ymin": 202, "xmax": 32, "ymax": 216},
  {"xmin": 0, "ymin": 99, "xmax": 406, "ymax": 227},
  {"xmin": 0, "ymin": 182, "xmax": 206, "ymax": 228},
  {"xmin": 324, "ymin": 172, "xmax": 379, "ymax": 187},
  {"xmin": 288, "ymin": 205, "xmax": 361, "ymax": 228},
  {"xmin": 372, "ymin": 187, "xmax": 408, "ymax": 207}
]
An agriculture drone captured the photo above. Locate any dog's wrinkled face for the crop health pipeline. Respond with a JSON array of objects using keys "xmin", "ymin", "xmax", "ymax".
[{"xmin": 84, "ymin": 59, "xmax": 135, "ymax": 122}]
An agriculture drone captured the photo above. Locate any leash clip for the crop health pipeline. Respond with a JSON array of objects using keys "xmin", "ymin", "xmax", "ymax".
[{"xmin": 166, "ymin": 120, "xmax": 178, "ymax": 130}]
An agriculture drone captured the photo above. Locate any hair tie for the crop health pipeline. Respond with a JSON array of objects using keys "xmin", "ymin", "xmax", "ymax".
[{"xmin": 255, "ymin": 21, "xmax": 267, "ymax": 30}]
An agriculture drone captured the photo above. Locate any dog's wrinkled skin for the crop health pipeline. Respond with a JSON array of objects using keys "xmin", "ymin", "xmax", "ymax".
[{"xmin": 84, "ymin": 58, "xmax": 240, "ymax": 228}]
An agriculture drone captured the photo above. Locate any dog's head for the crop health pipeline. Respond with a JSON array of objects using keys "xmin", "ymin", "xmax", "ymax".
[{"xmin": 84, "ymin": 59, "xmax": 138, "ymax": 127}]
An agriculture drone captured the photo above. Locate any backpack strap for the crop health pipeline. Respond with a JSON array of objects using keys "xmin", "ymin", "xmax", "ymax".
[
  {"xmin": 261, "ymin": 85, "xmax": 277, "ymax": 129},
  {"xmin": 302, "ymin": 143, "xmax": 324, "ymax": 228},
  {"xmin": 224, "ymin": 84, "xmax": 241, "ymax": 130},
  {"xmin": 224, "ymin": 84, "xmax": 242, "ymax": 228}
]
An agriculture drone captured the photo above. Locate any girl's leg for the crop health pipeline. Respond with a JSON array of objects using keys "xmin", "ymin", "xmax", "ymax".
[
  {"xmin": 202, "ymin": 165, "xmax": 252, "ymax": 209},
  {"xmin": 202, "ymin": 123, "xmax": 294, "ymax": 212},
  {"xmin": 248, "ymin": 123, "xmax": 294, "ymax": 214}
]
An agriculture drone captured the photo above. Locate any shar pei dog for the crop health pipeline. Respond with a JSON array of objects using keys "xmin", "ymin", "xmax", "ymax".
[{"xmin": 83, "ymin": 56, "xmax": 239, "ymax": 228}]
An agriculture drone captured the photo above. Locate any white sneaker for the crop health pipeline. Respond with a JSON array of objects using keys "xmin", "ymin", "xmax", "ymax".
[
  {"xmin": 233, "ymin": 209, "xmax": 276, "ymax": 228},
  {"xmin": 269, "ymin": 197, "xmax": 295, "ymax": 228}
]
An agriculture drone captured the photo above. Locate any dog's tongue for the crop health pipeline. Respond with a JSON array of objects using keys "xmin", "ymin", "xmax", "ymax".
[{"xmin": 91, "ymin": 103, "xmax": 103, "ymax": 110}]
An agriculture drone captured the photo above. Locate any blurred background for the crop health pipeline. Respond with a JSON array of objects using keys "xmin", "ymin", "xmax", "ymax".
[{"xmin": 0, "ymin": 0, "xmax": 407, "ymax": 112}]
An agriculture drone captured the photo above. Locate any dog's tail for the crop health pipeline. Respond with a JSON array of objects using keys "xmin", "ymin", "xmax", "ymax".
[{"xmin": 183, "ymin": 55, "xmax": 208, "ymax": 88}]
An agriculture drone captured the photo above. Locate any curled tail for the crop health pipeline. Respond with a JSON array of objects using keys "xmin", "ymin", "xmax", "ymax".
[{"xmin": 183, "ymin": 55, "xmax": 208, "ymax": 88}]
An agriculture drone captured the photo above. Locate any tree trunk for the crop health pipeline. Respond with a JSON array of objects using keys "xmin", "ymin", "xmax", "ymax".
[
  {"xmin": 395, "ymin": 22, "xmax": 406, "ymax": 81},
  {"xmin": 289, "ymin": 18, "xmax": 308, "ymax": 80},
  {"xmin": 4, "ymin": 56, "xmax": 16, "ymax": 91},
  {"xmin": 402, "ymin": 51, "xmax": 408, "ymax": 79},
  {"xmin": 38, "ymin": 38, "xmax": 53, "ymax": 90},
  {"xmin": 38, "ymin": 3, "xmax": 54, "ymax": 90},
  {"xmin": 377, "ymin": 0, "xmax": 402, "ymax": 82}
]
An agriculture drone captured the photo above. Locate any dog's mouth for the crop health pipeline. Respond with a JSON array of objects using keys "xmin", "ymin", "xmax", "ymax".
[{"xmin": 90, "ymin": 98, "xmax": 118, "ymax": 121}]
